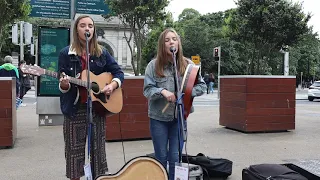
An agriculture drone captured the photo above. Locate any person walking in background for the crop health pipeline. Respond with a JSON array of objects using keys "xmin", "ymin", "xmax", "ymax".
[
  {"xmin": 203, "ymin": 72, "xmax": 210, "ymax": 94},
  {"xmin": 209, "ymin": 73, "xmax": 215, "ymax": 93},
  {"xmin": 18, "ymin": 60, "xmax": 31, "ymax": 106},
  {"xmin": 0, "ymin": 56, "xmax": 20, "ymax": 97}
]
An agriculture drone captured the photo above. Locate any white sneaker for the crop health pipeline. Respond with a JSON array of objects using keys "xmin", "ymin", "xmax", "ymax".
[{"xmin": 20, "ymin": 103, "xmax": 27, "ymax": 107}]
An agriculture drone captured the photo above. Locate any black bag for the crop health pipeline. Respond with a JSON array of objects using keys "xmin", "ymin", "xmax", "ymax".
[
  {"xmin": 284, "ymin": 163, "xmax": 320, "ymax": 180},
  {"xmin": 181, "ymin": 153, "xmax": 232, "ymax": 179},
  {"xmin": 242, "ymin": 164, "xmax": 308, "ymax": 180}
]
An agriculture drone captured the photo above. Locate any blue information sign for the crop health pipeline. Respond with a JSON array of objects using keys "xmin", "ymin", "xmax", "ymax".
[
  {"xmin": 30, "ymin": 0, "xmax": 71, "ymax": 19},
  {"xmin": 76, "ymin": 0, "xmax": 110, "ymax": 15}
]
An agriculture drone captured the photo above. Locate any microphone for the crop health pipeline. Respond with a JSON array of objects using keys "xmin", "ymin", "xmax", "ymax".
[
  {"xmin": 170, "ymin": 46, "xmax": 176, "ymax": 53},
  {"xmin": 84, "ymin": 31, "xmax": 91, "ymax": 37}
]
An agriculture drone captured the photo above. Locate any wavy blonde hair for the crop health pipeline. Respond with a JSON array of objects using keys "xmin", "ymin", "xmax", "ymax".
[
  {"xmin": 71, "ymin": 15, "xmax": 102, "ymax": 57},
  {"xmin": 155, "ymin": 28, "xmax": 187, "ymax": 77}
]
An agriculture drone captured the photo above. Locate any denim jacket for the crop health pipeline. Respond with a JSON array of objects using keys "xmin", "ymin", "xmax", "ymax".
[
  {"xmin": 58, "ymin": 45, "xmax": 124, "ymax": 118},
  {"xmin": 143, "ymin": 59, "xmax": 206, "ymax": 121}
]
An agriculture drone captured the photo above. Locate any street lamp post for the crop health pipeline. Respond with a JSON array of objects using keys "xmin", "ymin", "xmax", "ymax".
[{"xmin": 280, "ymin": 45, "xmax": 289, "ymax": 76}]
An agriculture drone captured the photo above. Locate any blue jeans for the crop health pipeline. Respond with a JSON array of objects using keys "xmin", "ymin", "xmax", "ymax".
[
  {"xmin": 209, "ymin": 82, "xmax": 214, "ymax": 93},
  {"xmin": 150, "ymin": 118, "xmax": 181, "ymax": 180}
]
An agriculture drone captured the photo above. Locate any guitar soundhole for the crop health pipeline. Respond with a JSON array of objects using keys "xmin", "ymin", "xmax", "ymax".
[
  {"xmin": 91, "ymin": 82, "xmax": 100, "ymax": 94},
  {"xmin": 91, "ymin": 82, "xmax": 109, "ymax": 103}
]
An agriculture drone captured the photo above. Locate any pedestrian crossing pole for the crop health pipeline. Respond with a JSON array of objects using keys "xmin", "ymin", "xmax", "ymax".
[{"xmin": 214, "ymin": 46, "xmax": 221, "ymax": 99}]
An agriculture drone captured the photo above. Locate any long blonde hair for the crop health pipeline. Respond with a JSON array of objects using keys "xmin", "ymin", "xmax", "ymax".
[
  {"xmin": 71, "ymin": 15, "xmax": 102, "ymax": 57},
  {"xmin": 155, "ymin": 28, "xmax": 187, "ymax": 77}
]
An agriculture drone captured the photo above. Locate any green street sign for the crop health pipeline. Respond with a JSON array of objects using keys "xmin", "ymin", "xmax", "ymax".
[
  {"xmin": 30, "ymin": 0, "xmax": 71, "ymax": 19},
  {"xmin": 76, "ymin": 0, "xmax": 110, "ymax": 15}
]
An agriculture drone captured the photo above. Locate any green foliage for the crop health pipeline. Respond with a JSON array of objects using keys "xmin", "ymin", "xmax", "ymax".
[
  {"xmin": 141, "ymin": 1, "xmax": 319, "ymax": 80},
  {"xmin": 0, "ymin": 0, "xmax": 30, "ymax": 57},
  {"xmin": 104, "ymin": 0, "xmax": 170, "ymax": 75}
]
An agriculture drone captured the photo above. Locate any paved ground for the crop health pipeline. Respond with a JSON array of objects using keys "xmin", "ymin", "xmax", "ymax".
[{"xmin": 1, "ymin": 88, "xmax": 319, "ymax": 180}]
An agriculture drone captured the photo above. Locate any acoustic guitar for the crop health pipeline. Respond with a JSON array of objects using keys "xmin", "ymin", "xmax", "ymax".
[
  {"xmin": 96, "ymin": 156, "xmax": 168, "ymax": 180},
  {"xmin": 20, "ymin": 64, "xmax": 123, "ymax": 117}
]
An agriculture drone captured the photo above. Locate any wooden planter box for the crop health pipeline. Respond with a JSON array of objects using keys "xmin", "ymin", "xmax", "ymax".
[
  {"xmin": 105, "ymin": 76, "xmax": 150, "ymax": 141},
  {"xmin": 0, "ymin": 77, "xmax": 17, "ymax": 148},
  {"xmin": 219, "ymin": 75, "xmax": 296, "ymax": 132}
]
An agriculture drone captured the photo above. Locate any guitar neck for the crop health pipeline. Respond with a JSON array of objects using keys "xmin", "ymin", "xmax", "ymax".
[{"xmin": 45, "ymin": 70, "xmax": 87, "ymax": 88}]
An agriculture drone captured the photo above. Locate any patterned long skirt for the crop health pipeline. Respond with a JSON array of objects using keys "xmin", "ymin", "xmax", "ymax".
[{"xmin": 63, "ymin": 104, "xmax": 108, "ymax": 179}]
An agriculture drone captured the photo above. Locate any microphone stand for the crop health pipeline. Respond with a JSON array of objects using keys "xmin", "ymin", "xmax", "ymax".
[
  {"xmin": 85, "ymin": 32, "xmax": 95, "ymax": 178},
  {"xmin": 171, "ymin": 49, "xmax": 187, "ymax": 163}
]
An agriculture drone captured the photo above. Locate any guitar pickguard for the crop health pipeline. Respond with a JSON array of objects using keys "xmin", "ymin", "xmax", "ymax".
[
  {"xmin": 93, "ymin": 92, "xmax": 110, "ymax": 103},
  {"xmin": 91, "ymin": 82, "xmax": 110, "ymax": 103}
]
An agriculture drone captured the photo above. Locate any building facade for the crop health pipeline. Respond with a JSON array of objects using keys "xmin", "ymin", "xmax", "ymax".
[{"xmin": 82, "ymin": 14, "xmax": 134, "ymax": 73}]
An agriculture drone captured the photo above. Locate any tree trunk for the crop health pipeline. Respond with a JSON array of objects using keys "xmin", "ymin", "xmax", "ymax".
[
  {"xmin": 0, "ymin": 26, "xmax": 4, "ymax": 53},
  {"xmin": 250, "ymin": 49, "xmax": 255, "ymax": 75}
]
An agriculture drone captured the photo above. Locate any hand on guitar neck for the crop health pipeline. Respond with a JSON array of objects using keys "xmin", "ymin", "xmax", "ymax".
[
  {"xmin": 59, "ymin": 72, "xmax": 70, "ymax": 90},
  {"xmin": 59, "ymin": 72, "xmax": 118, "ymax": 95}
]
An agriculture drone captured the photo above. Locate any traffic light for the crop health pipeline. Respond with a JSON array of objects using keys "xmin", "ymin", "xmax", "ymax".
[
  {"xmin": 214, "ymin": 48, "xmax": 219, "ymax": 57},
  {"xmin": 213, "ymin": 47, "xmax": 220, "ymax": 60},
  {"xmin": 24, "ymin": 22, "xmax": 33, "ymax": 45},
  {"xmin": 11, "ymin": 24, "xmax": 18, "ymax": 45}
]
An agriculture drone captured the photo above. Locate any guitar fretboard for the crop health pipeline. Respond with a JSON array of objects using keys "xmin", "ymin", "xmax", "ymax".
[{"xmin": 45, "ymin": 70, "xmax": 88, "ymax": 88}]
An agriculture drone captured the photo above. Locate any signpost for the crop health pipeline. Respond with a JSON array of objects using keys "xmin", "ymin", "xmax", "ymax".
[
  {"xmin": 76, "ymin": 0, "xmax": 110, "ymax": 14},
  {"xmin": 214, "ymin": 47, "xmax": 221, "ymax": 99},
  {"xmin": 191, "ymin": 55, "xmax": 200, "ymax": 65},
  {"xmin": 30, "ymin": 0, "xmax": 110, "ymax": 19},
  {"xmin": 30, "ymin": 0, "xmax": 71, "ymax": 19}
]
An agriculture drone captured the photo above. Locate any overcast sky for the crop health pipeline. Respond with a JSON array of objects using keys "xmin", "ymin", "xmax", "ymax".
[{"xmin": 167, "ymin": 0, "xmax": 320, "ymax": 35}]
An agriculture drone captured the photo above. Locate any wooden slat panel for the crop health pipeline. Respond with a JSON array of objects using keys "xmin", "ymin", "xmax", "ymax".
[
  {"xmin": 120, "ymin": 104, "xmax": 148, "ymax": 114},
  {"xmin": 124, "ymin": 96, "xmax": 148, "ymax": 105},
  {"xmin": 220, "ymin": 106, "xmax": 246, "ymax": 116},
  {"xmin": 220, "ymin": 84, "xmax": 246, "ymax": 93},
  {"xmin": 219, "ymin": 112, "xmax": 245, "ymax": 126},
  {"xmin": 0, "ymin": 90, "xmax": 12, "ymax": 99},
  {"xmin": 0, "ymin": 128, "xmax": 12, "ymax": 137},
  {"xmin": 0, "ymin": 137, "xmax": 12, "ymax": 146},
  {"xmin": 0, "ymin": 118, "xmax": 12, "ymax": 128},
  {"xmin": 245, "ymin": 123, "xmax": 295, "ymax": 132},
  {"xmin": 246, "ymin": 100, "xmax": 295, "ymax": 109},
  {"xmin": 220, "ymin": 92, "xmax": 246, "ymax": 101},
  {"xmin": 245, "ymin": 115, "xmax": 295, "ymax": 124},
  {"xmin": 220, "ymin": 100, "xmax": 246, "ymax": 108},
  {"xmin": 0, "ymin": 99, "xmax": 13, "ymax": 108},
  {"xmin": 119, "ymin": 113, "xmax": 149, "ymax": 122},
  {"xmin": 246, "ymin": 85, "xmax": 295, "ymax": 93},
  {"xmin": 246, "ymin": 108, "xmax": 295, "ymax": 116},
  {"xmin": 0, "ymin": 109, "xmax": 11, "ymax": 118},
  {"xmin": 122, "ymin": 79, "xmax": 144, "ymax": 88},
  {"xmin": 0, "ymin": 81, "xmax": 12, "ymax": 90},
  {"xmin": 246, "ymin": 93, "xmax": 295, "ymax": 101},
  {"xmin": 123, "ymin": 87, "xmax": 144, "ymax": 97},
  {"xmin": 221, "ymin": 78, "xmax": 246, "ymax": 85},
  {"xmin": 246, "ymin": 78, "xmax": 295, "ymax": 86}
]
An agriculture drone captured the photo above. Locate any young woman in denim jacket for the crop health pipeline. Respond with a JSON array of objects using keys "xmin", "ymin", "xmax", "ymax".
[
  {"xmin": 58, "ymin": 15, "xmax": 124, "ymax": 180},
  {"xmin": 143, "ymin": 28, "xmax": 206, "ymax": 180}
]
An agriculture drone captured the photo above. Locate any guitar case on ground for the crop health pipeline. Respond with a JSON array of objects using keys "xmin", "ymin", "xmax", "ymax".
[
  {"xmin": 181, "ymin": 153, "xmax": 233, "ymax": 179},
  {"xmin": 242, "ymin": 164, "xmax": 308, "ymax": 180}
]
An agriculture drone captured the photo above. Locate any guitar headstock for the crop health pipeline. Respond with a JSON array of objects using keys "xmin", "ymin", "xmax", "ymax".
[{"xmin": 20, "ymin": 64, "xmax": 45, "ymax": 77}]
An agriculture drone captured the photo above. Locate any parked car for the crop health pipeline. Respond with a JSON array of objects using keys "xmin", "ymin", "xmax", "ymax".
[
  {"xmin": 308, "ymin": 81, "xmax": 320, "ymax": 101},
  {"xmin": 124, "ymin": 73, "xmax": 134, "ymax": 76}
]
